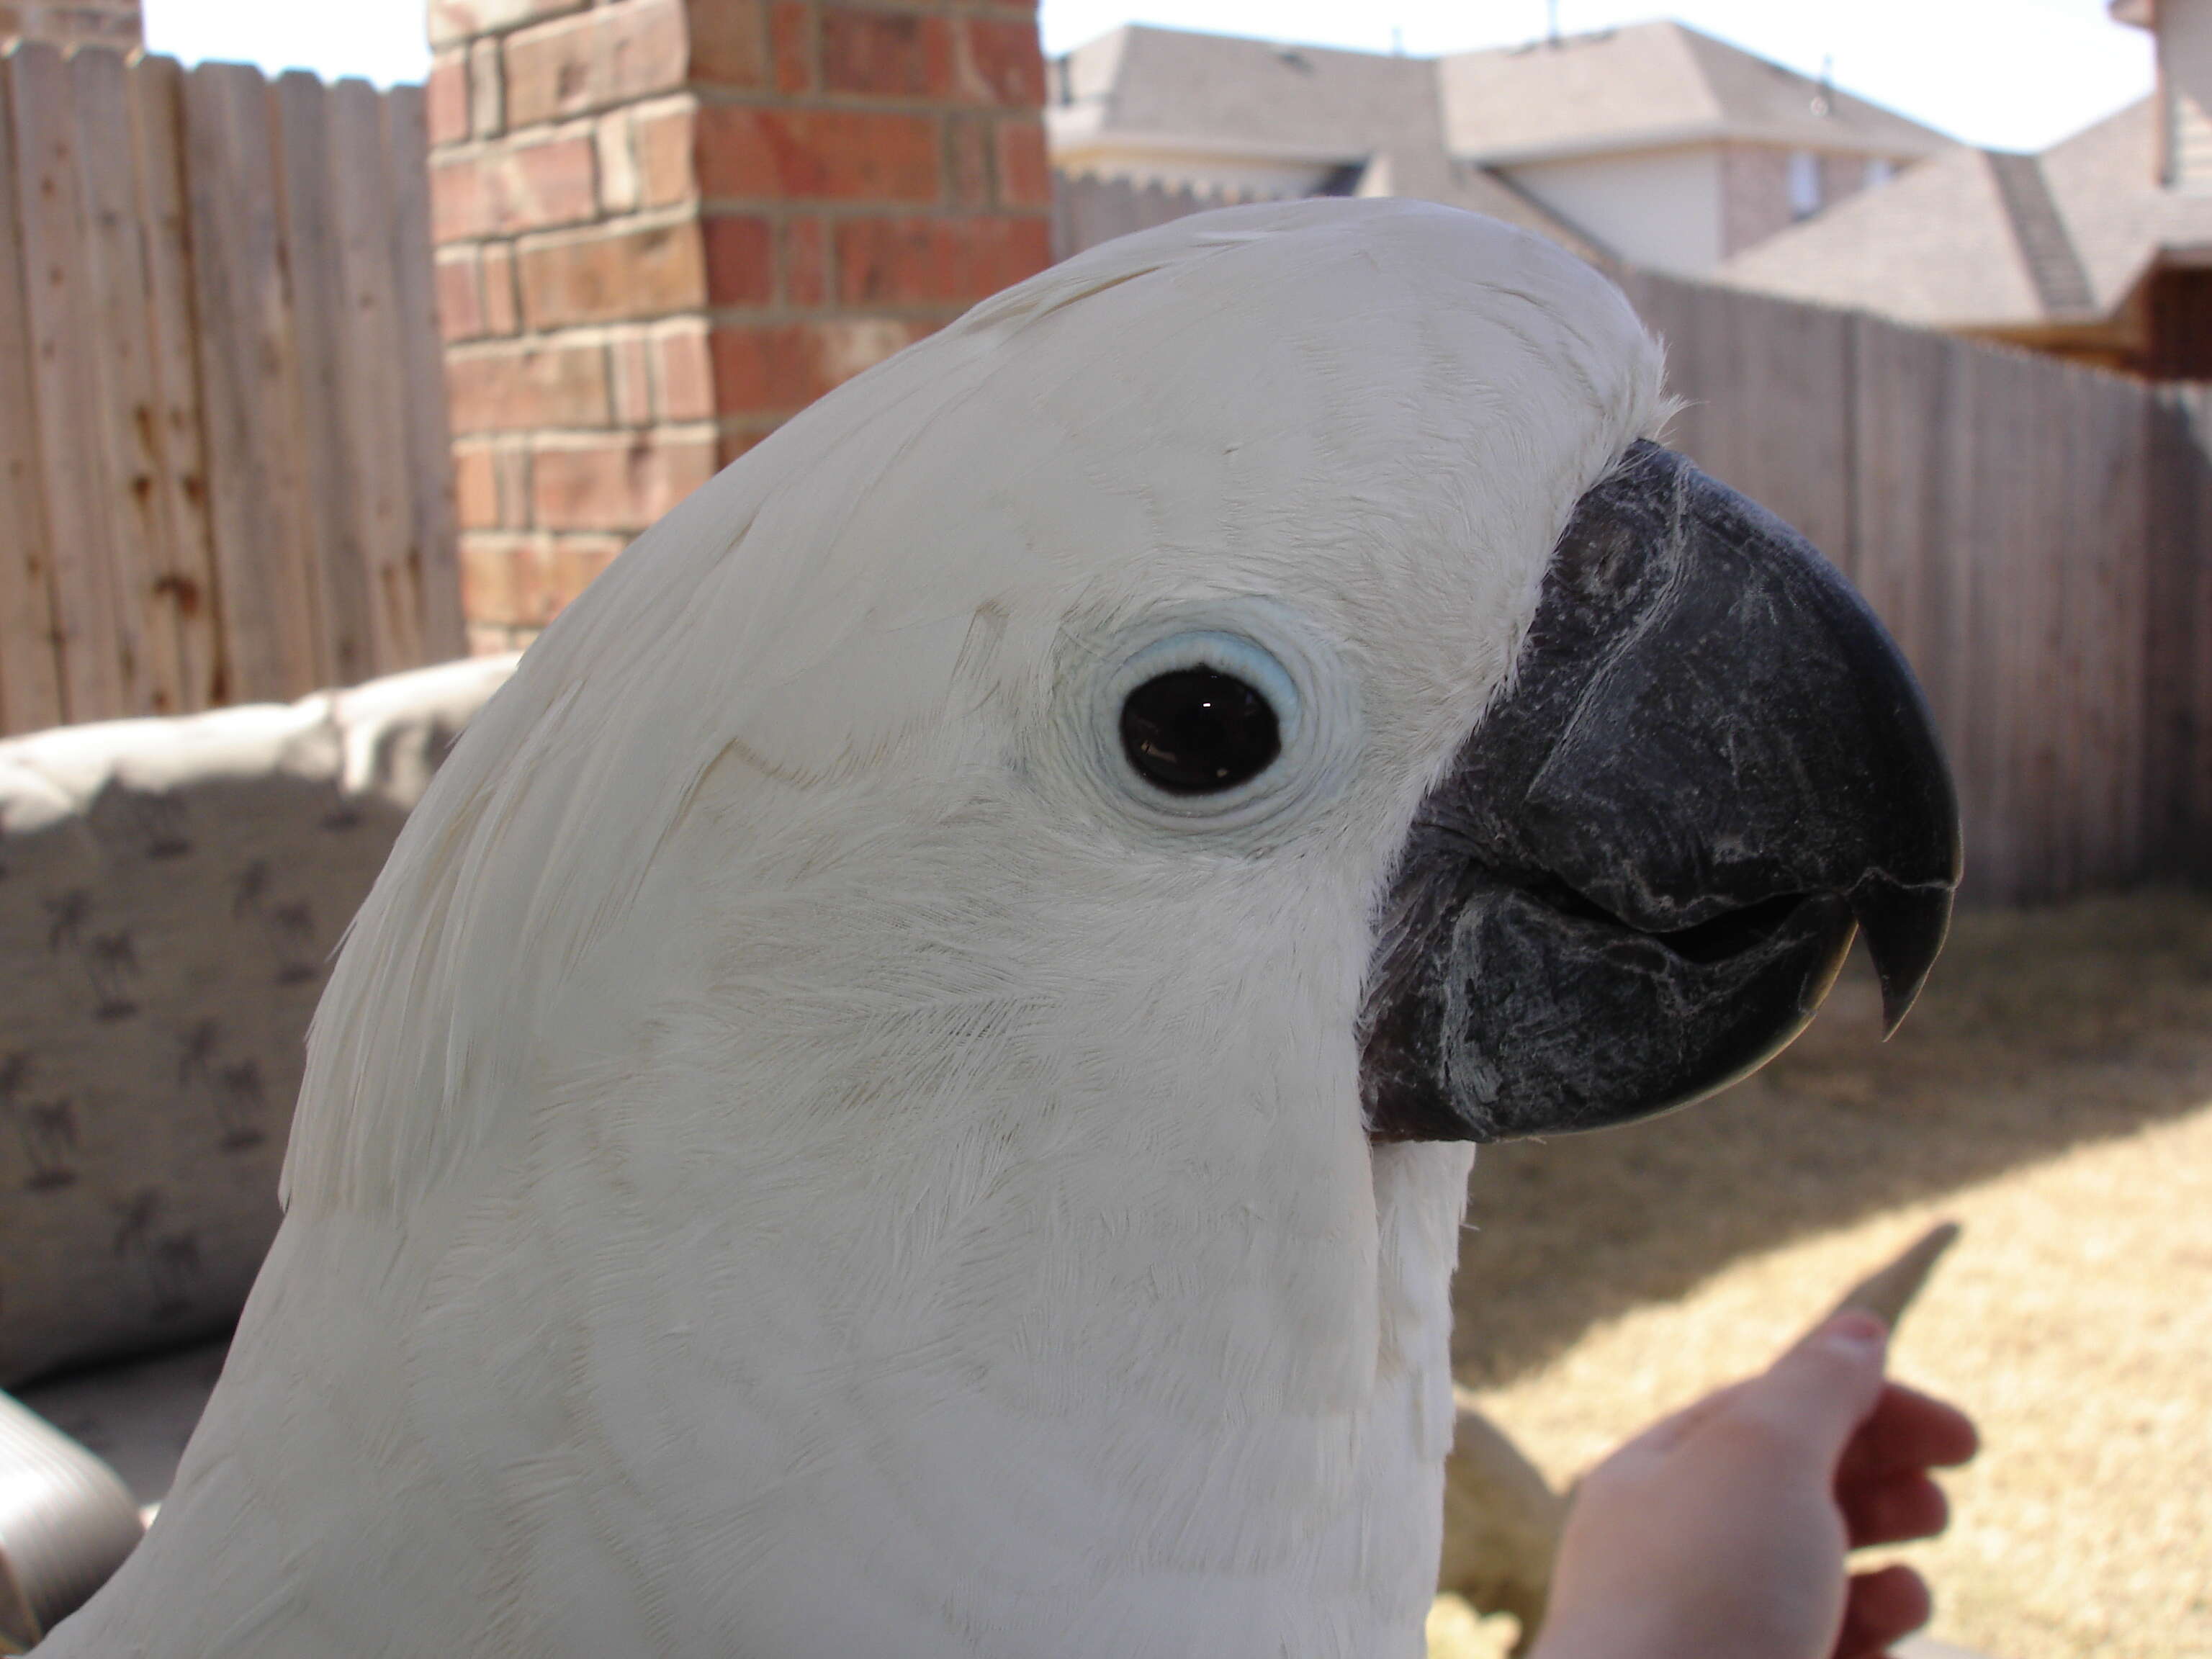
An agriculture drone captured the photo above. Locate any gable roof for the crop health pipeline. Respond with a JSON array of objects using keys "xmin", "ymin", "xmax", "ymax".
[
  {"xmin": 1714, "ymin": 99, "xmax": 2212, "ymax": 330},
  {"xmin": 1436, "ymin": 22, "xmax": 1949, "ymax": 166},
  {"xmin": 1051, "ymin": 25, "xmax": 1439, "ymax": 164},
  {"xmin": 1046, "ymin": 24, "xmax": 1604, "ymax": 258}
]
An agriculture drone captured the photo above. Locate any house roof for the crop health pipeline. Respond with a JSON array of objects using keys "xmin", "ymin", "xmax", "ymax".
[
  {"xmin": 1435, "ymin": 22, "xmax": 1950, "ymax": 166},
  {"xmin": 1349, "ymin": 150, "xmax": 1610, "ymax": 262},
  {"xmin": 1047, "ymin": 24, "xmax": 1604, "ymax": 258},
  {"xmin": 1713, "ymin": 99, "xmax": 2212, "ymax": 331},
  {"xmin": 1050, "ymin": 25, "xmax": 1439, "ymax": 165}
]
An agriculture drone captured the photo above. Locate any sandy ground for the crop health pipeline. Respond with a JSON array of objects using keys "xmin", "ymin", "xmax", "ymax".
[{"xmin": 1446, "ymin": 893, "xmax": 2212, "ymax": 1659}]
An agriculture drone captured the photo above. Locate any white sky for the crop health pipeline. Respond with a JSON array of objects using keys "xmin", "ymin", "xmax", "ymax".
[{"xmin": 143, "ymin": 0, "xmax": 2154, "ymax": 153}]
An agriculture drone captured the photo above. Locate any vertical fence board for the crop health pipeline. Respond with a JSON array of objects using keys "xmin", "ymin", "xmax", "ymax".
[
  {"xmin": 274, "ymin": 69, "xmax": 368, "ymax": 689},
  {"xmin": 2148, "ymin": 385, "xmax": 2212, "ymax": 883},
  {"xmin": 385, "ymin": 83, "xmax": 465, "ymax": 665},
  {"xmin": 0, "ymin": 53, "xmax": 62, "ymax": 732},
  {"xmin": 328, "ymin": 78, "xmax": 419, "ymax": 676},
  {"xmin": 127, "ymin": 53, "xmax": 221, "ymax": 711},
  {"xmin": 0, "ymin": 48, "xmax": 466, "ymax": 737},
  {"xmin": 1632, "ymin": 271, "xmax": 1856, "ymax": 565},
  {"xmin": 72, "ymin": 45, "xmax": 184, "ymax": 716},
  {"xmin": 2193, "ymin": 387, "xmax": 2212, "ymax": 880},
  {"xmin": 182, "ymin": 60, "xmax": 319, "ymax": 701},
  {"xmin": 11, "ymin": 42, "xmax": 129, "ymax": 721}
]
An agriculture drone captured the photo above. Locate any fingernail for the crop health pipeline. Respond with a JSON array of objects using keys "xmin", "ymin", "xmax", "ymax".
[{"xmin": 1826, "ymin": 1310, "xmax": 1889, "ymax": 1349}]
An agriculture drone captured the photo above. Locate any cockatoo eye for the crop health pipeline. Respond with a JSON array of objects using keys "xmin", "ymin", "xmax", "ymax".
[
  {"xmin": 1120, "ymin": 667, "xmax": 1282, "ymax": 793},
  {"xmin": 1065, "ymin": 612, "xmax": 1356, "ymax": 840}
]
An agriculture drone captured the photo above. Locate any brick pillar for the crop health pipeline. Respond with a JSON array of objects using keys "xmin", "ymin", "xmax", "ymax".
[
  {"xmin": 426, "ymin": 0, "xmax": 1051, "ymax": 652},
  {"xmin": 0, "ymin": 1, "xmax": 141, "ymax": 49}
]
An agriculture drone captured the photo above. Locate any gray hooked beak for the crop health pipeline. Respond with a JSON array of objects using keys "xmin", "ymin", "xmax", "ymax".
[{"xmin": 1359, "ymin": 441, "xmax": 1960, "ymax": 1143}]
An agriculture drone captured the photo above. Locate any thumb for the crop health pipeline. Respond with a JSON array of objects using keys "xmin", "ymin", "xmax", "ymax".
[{"xmin": 1745, "ymin": 1310, "xmax": 1892, "ymax": 1467}]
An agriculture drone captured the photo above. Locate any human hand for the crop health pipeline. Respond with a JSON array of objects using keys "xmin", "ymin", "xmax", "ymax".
[{"xmin": 1527, "ymin": 1311, "xmax": 1979, "ymax": 1659}]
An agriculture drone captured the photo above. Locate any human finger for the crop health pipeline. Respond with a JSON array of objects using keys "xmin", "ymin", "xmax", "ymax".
[
  {"xmin": 1740, "ymin": 1310, "xmax": 1892, "ymax": 1467},
  {"xmin": 1833, "ymin": 1563, "xmax": 1932, "ymax": 1659},
  {"xmin": 1839, "ymin": 1468, "xmax": 1951, "ymax": 1549},
  {"xmin": 1838, "ymin": 1382, "xmax": 1981, "ymax": 1480}
]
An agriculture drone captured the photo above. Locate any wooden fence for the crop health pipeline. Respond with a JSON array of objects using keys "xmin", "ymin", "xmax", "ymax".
[
  {"xmin": 1052, "ymin": 172, "xmax": 1252, "ymax": 263},
  {"xmin": 0, "ymin": 45, "xmax": 463, "ymax": 737},
  {"xmin": 1622, "ymin": 271, "xmax": 2212, "ymax": 904}
]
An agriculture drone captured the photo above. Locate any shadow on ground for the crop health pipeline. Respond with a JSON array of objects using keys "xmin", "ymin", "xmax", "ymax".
[{"xmin": 1450, "ymin": 890, "xmax": 2212, "ymax": 1385}]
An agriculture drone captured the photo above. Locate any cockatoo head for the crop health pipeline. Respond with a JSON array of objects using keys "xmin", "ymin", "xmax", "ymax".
[{"xmin": 271, "ymin": 200, "xmax": 1953, "ymax": 1655}]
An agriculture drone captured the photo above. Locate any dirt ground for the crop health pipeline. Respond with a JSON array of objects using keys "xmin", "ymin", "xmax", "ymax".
[{"xmin": 1447, "ymin": 892, "xmax": 2212, "ymax": 1659}]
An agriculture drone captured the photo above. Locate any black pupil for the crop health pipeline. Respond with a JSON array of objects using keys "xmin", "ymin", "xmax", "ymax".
[{"xmin": 1120, "ymin": 667, "xmax": 1281, "ymax": 794}]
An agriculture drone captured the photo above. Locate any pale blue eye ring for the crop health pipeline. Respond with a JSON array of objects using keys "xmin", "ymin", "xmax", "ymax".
[{"xmin": 1070, "ymin": 601, "xmax": 1362, "ymax": 839}]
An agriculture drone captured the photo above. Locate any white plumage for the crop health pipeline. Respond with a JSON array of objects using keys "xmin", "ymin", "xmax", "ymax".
[{"xmin": 45, "ymin": 199, "xmax": 1666, "ymax": 1658}]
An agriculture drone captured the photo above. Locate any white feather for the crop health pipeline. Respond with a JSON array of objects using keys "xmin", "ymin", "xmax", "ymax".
[{"xmin": 44, "ymin": 199, "xmax": 1665, "ymax": 1658}]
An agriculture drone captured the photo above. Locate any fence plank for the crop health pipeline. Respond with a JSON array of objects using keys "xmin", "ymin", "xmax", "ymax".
[
  {"xmin": 183, "ymin": 60, "xmax": 319, "ymax": 702},
  {"xmin": 127, "ymin": 53, "xmax": 221, "ymax": 711},
  {"xmin": 0, "ymin": 50, "xmax": 61, "ymax": 734},
  {"xmin": 328, "ymin": 77, "xmax": 419, "ymax": 676},
  {"xmin": 2147, "ymin": 385, "xmax": 2212, "ymax": 883},
  {"xmin": 1851, "ymin": 320, "xmax": 1997, "ymax": 891},
  {"xmin": 275, "ymin": 69, "xmax": 369, "ymax": 688},
  {"xmin": 1631, "ymin": 272, "xmax": 1855, "ymax": 567},
  {"xmin": 385, "ymin": 82, "xmax": 466, "ymax": 665},
  {"xmin": 11, "ymin": 41, "xmax": 128, "ymax": 722},
  {"xmin": 72, "ymin": 45, "xmax": 184, "ymax": 716},
  {"xmin": 2191, "ymin": 387, "xmax": 2212, "ymax": 881}
]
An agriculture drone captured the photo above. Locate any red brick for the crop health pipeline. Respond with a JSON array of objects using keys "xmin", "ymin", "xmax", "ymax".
[
  {"xmin": 456, "ymin": 446, "xmax": 501, "ymax": 529},
  {"xmin": 469, "ymin": 38, "xmax": 505, "ymax": 136},
  {"xmin": 946, "ymin": 114, "xmax": 989, "ymax": 210},
  {"xmin": 608, "ymin": 333, "xmax": 653, "ymax": 423},
  {"xmin": 492, "ymin": 444, "xmax": 531, "ymax": 524},
  {"xmin": 716, "ymin": 424, "xmax": 769, "ymax": 469},
  {"xmin": 953, "ymin": 14, "xmax": 1044, "ymax": 107},
  {"xmin": 784, "ymin": 215, "xmax": 828, "ymax": 305},
  {"xmin": 693, "ymin": 105, "xmax": 937, "ymax": 203},
  {"xmin": 429, "ymin": 0, "xmax": 586, "ymax": 50},
  {"xmin": 482, "ymin": 243, "xmax": 521, "ymax": 334},
  {"xmin": 518, "ymin": 219, "xmax": 708, "ymax": 327},
  {"xmin": 683, "ymin": 0, "xmax": 769, "ymax": 88},
  {"xmin": 480, "ymin": 531, "xmax": 627, "ymax": 624},
  {"xmin": 655, "ymin": 323, "xmax": 714, "ymax": 420},
  {"xmin": 436, "ymin": 248, "xmax": 485, "ymax": 341},
  {"xmin": 708, "ymin": 321, "xmax": 829, "ymax": 413},
  {"xmin": 542, "ymin": 534, "xmax": 627, "ymax": 612},
  {"xmin": 994, "ymin": 117, "xmax": 1050, "ymax": 208},
  {"xmin": 596, "ymin": 111, "xmax": 641, "ymax": 212},
  {"xmin": 457, "ymin": 444, "xmax": 531, "ymax": 528},
  {"xmin": 532, "ymin": 433, "xmax": 719, "ymax": 530},
  {"xmin": 459, "ymin": 533, "xmax": 523, "ymax": 624},
  {"xmin": 835, "ymin": 214, "xmax": 1049, "ymax": 306},
  {"xmin": 707, "ymin": 317, "xmax": 931, "ymax": 414},
  {"xmin": 431, "ymin": 136, "xmax": 598, "ymax": 241},
  {"xmin": 485, "ymin": 533, "xmax": 612, "ymax": 627},
  {"xmin": 428, "ymin": 53, "xmax": 470, "ymax": 148},
  {"xmin": 703, "ymin": 212, "xmax": 775, "ymax": 307},
  {"xmin": 770, "ymin": 1, "xmax": 813, "ymax": 94},
  {"xmin": 503, "ymin": 0, "xmax": 688, "ymax": 127},
  {"xmin": 820, "ymin": 6, "xmax": 951, "ymax": 98},
  {"xmin": 637, "ymin": 104, "xmax": 697, "ymax": 206},
  {"xmin": 448, "ymin": 341, "xmax": 612, "ymax": 432}
]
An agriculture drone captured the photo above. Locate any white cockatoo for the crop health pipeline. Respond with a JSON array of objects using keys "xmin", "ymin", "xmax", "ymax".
[{"xmin": 43, "ymin": 199, "xmax": 1955, "ymax": 1658}]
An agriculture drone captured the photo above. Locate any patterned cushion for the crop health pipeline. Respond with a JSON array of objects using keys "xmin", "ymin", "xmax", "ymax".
[{"xmin": 0, "ymin": 657, "xmax": 516, "ymax": 1388}]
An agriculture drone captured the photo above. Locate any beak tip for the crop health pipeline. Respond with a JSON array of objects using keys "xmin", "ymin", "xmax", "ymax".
[{"xmin": 1856, "ymin": 876, "xmax": 1955, "ymax": 1039}]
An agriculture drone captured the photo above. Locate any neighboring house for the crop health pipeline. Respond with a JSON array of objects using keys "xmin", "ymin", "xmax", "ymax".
[
  {"xmin": 0, "ymin": 1, "xmax": 140, "ymax": 50},
  {"xmin": 1716, "ymin": 0, "xmax": 2212, "ymax": 377},
  {"xmin": 1047, "ymin": 21, "xmax": 1948, "ymax": 277}
]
